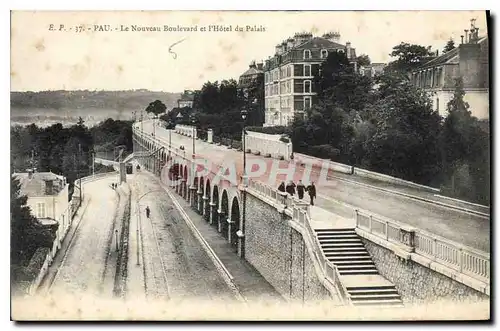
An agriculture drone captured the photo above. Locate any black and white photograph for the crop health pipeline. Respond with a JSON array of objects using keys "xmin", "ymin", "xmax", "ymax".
[{"xmin": 9, "ymin": 10, "xmax": 491, "ymax": 321}]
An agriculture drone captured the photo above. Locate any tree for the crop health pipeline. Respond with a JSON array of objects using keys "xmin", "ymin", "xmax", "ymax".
[
  {"xmin": 356, "ymin": 54, "xmax": 371, "ymax": 67},
  {"xmin": 363, "ymin": 72, "xmax": 442, "ymax": 184},
  {"xmin": 385, "ymin": 42, "xmax": 434, "ymax": 74},
  {"xmin": 439, "ymin": 77, "xmax": 490, "ymax": 203},
  {"xmin": 443, "ymin": 38, "xmax": 456, "ymax": 53},
  {"xmin": 145, "ymin": 100, "xmax": 167, "ymax": 116},
  {"xmin": 11, "ymin": 175, "xmax": 38, "ymax": 265}
]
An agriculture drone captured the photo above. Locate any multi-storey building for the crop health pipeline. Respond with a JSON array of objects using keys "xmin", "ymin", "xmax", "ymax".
[
  {"xmin": 238, "ymin": 61, "xmax": 264, "ymax": 89},
  {"xmin": 263, "ymin": 32, "xmax": 357, "ymax": 127},
  {"xmin": 177, "ymin": 90, "xmax": 195, "ymax": 108},
  {"xmin": 410, "ymin": 20, "xmax": 489, "ymax": 119},
  {"xmin": 359, "ymin": 63, "xmax": 386, "ymax": 78},
  {"xmin": 13, "ymin": 169, "xmax": 70, "ymax": 253}
]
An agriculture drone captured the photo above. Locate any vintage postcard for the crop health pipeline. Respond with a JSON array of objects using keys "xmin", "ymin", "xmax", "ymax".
[{"xmin": 10, "ymin": 10, "xmax": 490, "ymax": 321}]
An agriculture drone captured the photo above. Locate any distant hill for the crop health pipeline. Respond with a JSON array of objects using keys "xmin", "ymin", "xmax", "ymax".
[{"xmin": 10, "ymin": 90, "xmax": 182, "ymax": 110}]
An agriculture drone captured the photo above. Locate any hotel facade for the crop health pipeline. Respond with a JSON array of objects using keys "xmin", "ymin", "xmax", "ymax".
[{"xmin": 263, "ymin": 32, "xmax": 358, "ymax": 127}]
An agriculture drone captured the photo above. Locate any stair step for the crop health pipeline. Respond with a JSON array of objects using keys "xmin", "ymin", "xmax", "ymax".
[
  {"xmin": 319, "ymin": 242, "xmax": 364, "ymax": 247},
  {"xmin": 339, "ymin": 270, "xmax": 379, "ymax": 275},
  {"xmin": 323, "ymin": 246, "xmax": 367, "ymax": 252},
  {"xmin": 350, "ymin": 293, "xmax": 402, "ymax": 301},
  {"xmin": 317, "ymin": 232, "xmax": 356, "ymax": 237},
  {"xmin": 318, "ymin": 235, "xmax": 358, "ymax": 240},
  {"xmin": 325, "ymin": 251, "xmax": 370, "ymax": 256},
  {"xmin": 315, "ymin": 228, "xmax": 355, "ymax": 232},
  {"xmin": 333, "ymin": 260, "xmax": 375, "ymax": 265},
  {"xmin": 351, "ymin": 299, "xmax": 403, "ymax": 306},
  {"xmin": 320, "ymin": 239, "xmax": 362, "ymax": 243},
  {"xmin": 337, "ymin": 265, "xmax": 376, "ymax": 270},
  {"xmin": 346, "ymin": 285, "xmax": 396, "ymax": 291},
  {"xmin": 329, "ymin": 257, "xmax": 373, "ymax": 262},
  {"xmin": 348, "ymin": 288, "xmax": 398, "ymax": 295}
]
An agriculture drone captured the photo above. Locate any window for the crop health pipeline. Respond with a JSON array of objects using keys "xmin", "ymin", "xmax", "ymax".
[
  {"xmin": 321, "ymin": 49, "xmax": 328, "ymax": 59},
  {"xmin": 303, "ymin": 64, "xmax": 311, "ymax": 77},
  {"xmin": 36, "ymin": 202, "xmax": 46, "ymax": 218},
  {"xmin": 303, "ymin": 49, "xmax": 311, "ymax": 59},
  {"xmin": 304, "ymin": 80, "xmax": 312, "ymax": 93},
  {"xmin": 436, "ymin": 98, "xmax": 440, "ymax": 112},
  {"xmin": 304, "ymin": 97, "xmax": 312, "ymax": 110},
  {"xmin": 287, "ymin": 65, "xmax": 292, "ymax": 77}
]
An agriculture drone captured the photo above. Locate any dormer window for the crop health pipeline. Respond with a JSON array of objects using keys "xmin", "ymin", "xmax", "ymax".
[
  {"xmin": 303, "ymin": 49, "xmax": 311, "ymax": 59},
  {"xmin": 320, "ymin": 49, "xmax": 328, "ymax": 59}
]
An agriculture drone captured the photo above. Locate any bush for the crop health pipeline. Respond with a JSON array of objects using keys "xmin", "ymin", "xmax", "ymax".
[{"xmin": 307, "ymin": 144, "xmax": 340, "ymax": 160}]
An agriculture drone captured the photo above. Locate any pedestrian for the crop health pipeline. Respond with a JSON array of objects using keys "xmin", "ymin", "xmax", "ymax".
[
  {"xmin": 278, "ymin": 181, "xmax": 286, "ymax": 193},
  {"xmin": 145, "ymin": 206, "xmax": 150, "ymax": 219},
  {"xmin": 285, "ymin": 180, "xmax": 296, "ymax": 197},
  {"xmin": 297, "ymin": 180, "xmax": 305, "ymax": 200},
  {"xmin": 307, "ymin": 182, "xmax": 316, "ymax": 206}
]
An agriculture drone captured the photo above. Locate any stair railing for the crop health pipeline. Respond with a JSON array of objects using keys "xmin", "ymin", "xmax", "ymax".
[{"xmin": 355, "ymin": 208, "xmax": 490, "ymax": 288}]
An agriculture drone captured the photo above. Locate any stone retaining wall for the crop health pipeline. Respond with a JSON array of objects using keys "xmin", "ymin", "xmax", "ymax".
[
  {"xmin": 245, "ymin": 192, "xmax": 331, "ymax": 302},
  {"xmin": 361, "ymin": 238, "xmax": 489, "ymax": 304}
]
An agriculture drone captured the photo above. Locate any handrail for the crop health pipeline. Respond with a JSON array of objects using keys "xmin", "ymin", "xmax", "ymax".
[{"xmin": 355, "ymin": 208, "xmax": 490, "ymax": 284}]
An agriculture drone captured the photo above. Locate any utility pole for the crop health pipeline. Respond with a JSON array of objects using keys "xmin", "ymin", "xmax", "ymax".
[
  {"xmin": 78, "ymin": 143, "xmax": 82, "ymax": 201},
  {"xmin": 92, "ymin": 151, "xmax": 95, "ymax": 177}
]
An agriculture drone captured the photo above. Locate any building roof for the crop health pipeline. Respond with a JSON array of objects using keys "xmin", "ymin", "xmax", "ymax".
[
  {"xmin": 13, "ymin": 171, "xmax": 66, "ymax": 197},
  {"xmin": 414, "ymin": 36, "xmax": 487, "ymax": 71},
  {"xmin": 294, "ymin": 37, "xmax": 346, "ymax": 50},
  {"xmin": 240, "ymin": 65, "xmax": 263, "ymax": 77}
]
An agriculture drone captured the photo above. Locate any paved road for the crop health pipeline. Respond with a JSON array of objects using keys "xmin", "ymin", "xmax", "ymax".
[
  {"xmin": 127, "ymin": 172, "xmax": 237, "ymax": 303},
  {"xmin": 47, "ymin": 177, "xmax": 120, "ymax": 299}
]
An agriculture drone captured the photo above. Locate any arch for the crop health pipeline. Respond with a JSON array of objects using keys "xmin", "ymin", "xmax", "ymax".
[
  {"xmin": 230, "ymin": 197, "xmax": 240, "ymax": 252},
  {"xmin": 183, "ymin": 164, "xmax": 188, "ymax": 199},
  {"xmin": 220, "ymin": 190, "xmax": 230, "ymax": 239},
  {"xmin": 211, "ymin": 185, "xmax": 219, "ymax": 228},
  {"xmin": 193, "ymin": 177, "xmax": 199, "ymax": 211},
  {"xmin": 204, "ymin": 178, "xmax": 211, "ymax": 222},
  {"xmin": 198, "ymin": 176, "xmax": 205, "ymax": 215}
]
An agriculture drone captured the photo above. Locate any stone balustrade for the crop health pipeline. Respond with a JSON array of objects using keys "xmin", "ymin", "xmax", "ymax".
[{"xmin": 175, "ymin": 124, "xmax": 197, "ymax": 139}]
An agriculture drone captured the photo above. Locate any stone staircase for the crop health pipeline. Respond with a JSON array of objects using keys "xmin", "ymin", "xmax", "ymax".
[{"xmin": 315, "ymin": 228, "xmax": 404, "ymax": 307}]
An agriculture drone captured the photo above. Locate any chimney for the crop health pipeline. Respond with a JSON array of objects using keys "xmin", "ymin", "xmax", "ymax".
[
  {"xmin": 287, "ymin": 38, "xmax": 294, "ymax": 50},
  {"xmin": 461, "ymin": 35, "xmax": 464, "ymax": 44},
  {"xmin": 256, "ymin": 62, "xmax": 263, "ymax": 71},
  {"xmin": 275, "ymin": 44, "xmax": 281, "ymax": 55},
  {"xmin": 464, "ymin": 29, "xmax": 469, "ymax": 43},
  {"xmin": 346, "ymin": 42, "xmax": 352, "ymax": 58},
  {"xmin": 249, "ymin": 60, "xmax": 256, "ymax": 69},
  {"xmin": 436, "ymin": 49, "xmax": 439, "ymax": 56}
]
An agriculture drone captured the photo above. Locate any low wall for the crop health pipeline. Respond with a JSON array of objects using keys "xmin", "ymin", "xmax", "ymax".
[
  {"xmin": 245, "ymin": 131, "xmax": 293, "ymax": 161},
  {"xmin": 244, "ymin": 192, "xmax": 333, "ymax": 303},
  {"xmin": 352, "ymin": 167, "xmax": 440, "ymax": 193},
  {"xmin": 294, "ymin": 153, "xmax": 353, "ymax": 175},
  {"xmin": 361, "ymin": 238, "xmax": 489, "ymax": 305}
]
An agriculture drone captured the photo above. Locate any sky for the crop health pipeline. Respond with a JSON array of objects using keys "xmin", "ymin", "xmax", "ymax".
[{"xmin": 10, "ymin": 10, "xmax": 488, "ymax": 93}]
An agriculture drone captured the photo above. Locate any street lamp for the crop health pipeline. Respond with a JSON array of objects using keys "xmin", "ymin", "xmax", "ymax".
[
  {"xmin": 241, "ymin": 108, "xmax": 248, "ymax": 182},
  {"xmin": 190, "ymin": 113, "xmax": 196, "ymax": 159},
  {"xmin": 239, "ymin": 107, "xmax": 248, "ymax": 258},
  {"xmin": 167, "ymin": 120, "xmax": 173, "ymax": 159}
]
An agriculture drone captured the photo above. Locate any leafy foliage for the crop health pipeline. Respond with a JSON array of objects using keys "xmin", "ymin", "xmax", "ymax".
[
  {"xmin": 356, "ymin": 54, "xmax": 371, "ymax": 67},
  {"xmin": 443, "ymin": 38, "xmax": 456, "ymax": 53},
  {"xmin": 145, "ymin": 100, "xmax": 167, "ymax": 116},
  {"xmin": 385, "ymin": 42, "xmax": 434, "ymax": 74}
]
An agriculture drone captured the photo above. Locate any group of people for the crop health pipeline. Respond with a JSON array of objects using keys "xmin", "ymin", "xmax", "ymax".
[{"xmin": 278, "ymin": 180, "xmax": 317, "ymax": 206}]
